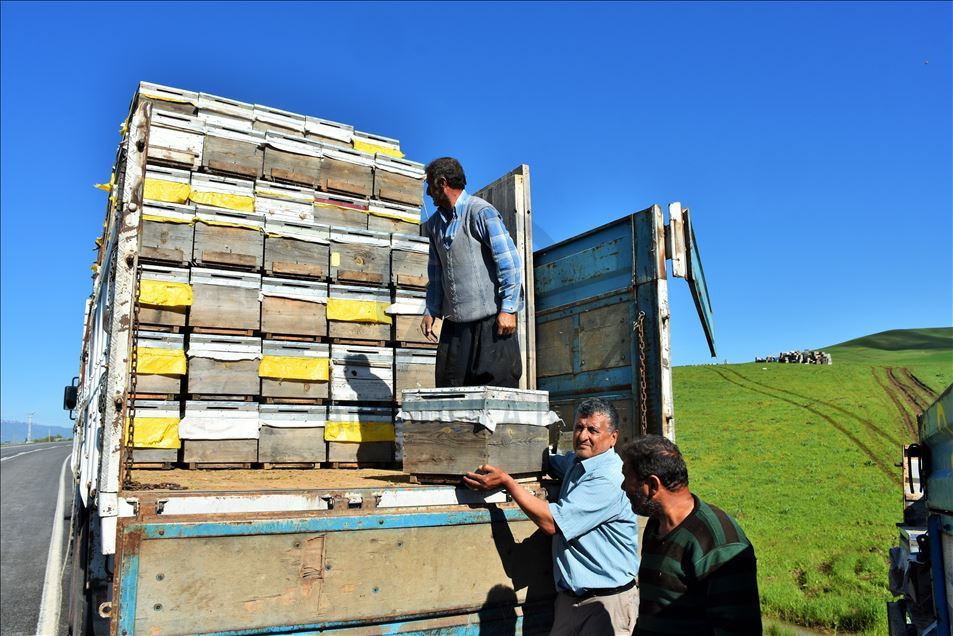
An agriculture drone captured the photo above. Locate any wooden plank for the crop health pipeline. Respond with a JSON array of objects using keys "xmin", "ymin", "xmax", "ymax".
[
  {"xmin": 139, "ymin": 97, "xmax": 195, "ymax": 116},
  {"xmin": 140, "ymin": 220, "xmax": 193, "ymax": 266},
  {"xmin": 535, "ymin": 317, "xmax": 573, "ymax": 378},
  {"xmin": 391, "ymin": 251, "xmax": 428, "ymax": 287},
  {"xmin": 264, "ymin": 237, "xmax": 330, "ymax": 278},
  {"xmin": 320, "ymin": 160, "xmax": 373, "ymax": 197},
  {"xmin": 139, "ymin": 305, "xmax": 187, "ymax": 328},
  {"xmin": 578, "ymin": 302, "xmax": 631, "ymax": 372},
  {"xmin": 312, "ymin": 205, "xmax": 367, "ymax": 230},
  {"xmin": 326, "ymin": 441, "xmax": 393, "ymax": 463},
  {"xmin": 374, "ymin": 171, "xmax": 424, "ymax": 206},
  {"xmin": 261, "ymin": 378, "xmax": 329, "ymax": 400},
  {"xmin": 135, "ymin": 373, "xmax": 182, "ymax": 395},
  {"xmin": 261, "ymin": 147, "xmax": 321, "ymax": 188},
  {"xmin": 395, "ymin": 316, "xmax": 440, "ymax": 345},
  {"xmin": 202, "ymin": 136, "xmax": 263, "ymax": 178},
  {"xmin": 367, "ymin": 215, "xmax": 420, "ymax": 235},
  {"xmin": 187, "ymin": 358, "xmax": 260, "ymax": 396},
  {"xmin": 193, "ymin": 224, "xmax": 263, "ymax": 270},
  {"xmin": 129, "ymin": 448, "xmax": 179, "ymax": 463},
  {"xmin": 328, "ymin": 320, "xmax": 391, "ymax": 342},
  {"xmin": 258, "ymin": 427, "xmax": 327, "ymax": 463},
  {"xmin": 330, "ymin": 243, "xmax": 390, "ymax": 285},
  {"xmin": 261, "ymin": 296, "xmax": 326, "ymax": 338},
  {"xmin": 402, "ymin": 422, "xmax": 549, "ymax": 476},
  {"xmin": 181, "ymin": 439, "xmax": 258, "ymax": 463},
  {"xmin": 190, "ymin": 284, "xmax": 261, "ymax": 331}
]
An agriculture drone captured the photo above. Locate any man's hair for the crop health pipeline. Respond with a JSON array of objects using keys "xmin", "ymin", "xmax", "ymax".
[
  {"xmin": 574, "ymin": 397, "xmax": 619, "ymax": 433},
  {"xmin": 621, "ymin": 435, "xmax": 689, "ymax": 490},
  {"xmin": 425, "ymin": 157, "xmax": 467, "ymax": 189}
]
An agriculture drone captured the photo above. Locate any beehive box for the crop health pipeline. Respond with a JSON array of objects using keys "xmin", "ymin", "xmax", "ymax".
[
  {"xmin": 320, "ymin": 146, "xmax": 374, "ymax": 197},
  {"xmin": 326, "ymin": 405, "xmax": 394, "ymax": 464},
  {"xmin": 305, "ymin": 116, "xmax": 353, "ymax": 148},
  {"xmin": 189, "ymin": 267, "xmax": 261, "ymax": 331},
  {"xmin": 331, "ymin": 344, "xmax": 394, "ymax": 403},
  {"xmin": 261, "ymin": 132, "xmax": 323, "ymax": 188},
  {"xmin": 260, "ymin": 277, "xmax": 328, "ymax": 338},
  {"xmin": 139, "ymin": 81, "xmax": 198, "ymax": 116},
  {"xmin": 391, "ymin": 289, "xmax": 439, "ymax": 346},
  {"xmin": 367, "ymin": 200, "xmax": 422, "ymax": 235},
  {"xmin": 263, "ymin": 220, "xmax": 330, "ymax": 279},
  {"xmin": 139, "ymin": 265, "xmax": 191, "ymax": 328},
  {"xmin": 197, "ymin": 93, "xmax": 254, "ymax": 130},
  {"xmin": 327, "ymin": 284, "xmax": 392, "ymax": 341},
  {"xmin": 190, "ymin": 172, "xmax": 256, "ymax": 210},
  {"xmin": 395, "ymin": 348, "xmax": 436, "ymax": 402},
  {"xmin": 187, "ymin": 334, "xmax": 261, "ymax": 397},
  {"xmin": 400, "ymin": 387, "xmax": 557, "ymax": 479},
  {"xmin": 260, "ymin": 340, "xmax": 330, "ymax": 400},
  {"xmin": 258, "ymin": 404, "xmax": 328, "ymax": 464},
  {"xmin": 373, "ymin": 155, "xmax": 425, "ymax": 207},
  {"xmin": 390, "ymin": 233, "xmax": 429, "ymax": 288},
  {"xmin": 329, "ymin": 227, "xmax": 391, "ymax": 285},
  {"xmin": 144, "ymin": 164, "xmax": 192, "ymax": 204},
  {"xmin": 140, "ymin": 200, "xmax": 195, "ymax": 265},
  {"xmin": 253, "ymin": 104, "xmax": 306, "ymax": 136},
  {"xmin": 313, "ymin": 192, "xmax": 368, "ymax": 230},
  {"xmin": 255, "ymin": 181, "xmax": 314, "ymax": 224},
  {"xmin": 180, "ymin": 400, "xmax": 259, "ymax": 464},
  {"xmin": 135, "ymin": 331, "xmax": 186, "ymax": 395},
  {"xmin": 147, "ymin": 111, "xmax": 204, "ymax": 169},
  {"xmin": 128, "ymin": 399, "xmax": 181, "ymax": 464},
  {"xmin": 353, "ymin": 131, "xmax": 402, "ymax": 157},
  {"xmin": 202, "ymin": 125, "xmax": 264, "ymax": 178},
  {"xmin": 193, "ymin": 206, "xmax": 264, "ymax": 270}
]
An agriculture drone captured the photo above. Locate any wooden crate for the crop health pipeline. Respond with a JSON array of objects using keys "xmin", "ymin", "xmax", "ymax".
[
  {"xmin": 180, "ymin": 401, "xmax": 259, "ymax": 459},
  {"xmin": 139, "ymin": 265, "xmax": 190, "ymax": 328},
  {"xmin": 144, "ymin": 164, "xmax": 192, "ymax": 204},
  {"xmin": 326, "ymin": 405, "xmax": 394, "ymax": 463},
  {"xmin": 182, "ymin": 439, "xmax": 258, "ymax": 464},
  {"xmin": 187, "ymin": 334, "xmax": 262, "ymax": 396},
  {"xmin": 129, "ymin": 448, "xmax": 178, "ymax": 464},
  {"xmin": 368, "ymin": 200, "xmax": 422, "ymax": 235},
  {"xmin": 260, "ymin": 340, "xmax": 329, "ymax": 400},
  {"xmin": 193, "ymin": 206, "xmax": 264, "ymax": 270},
  {"xmin": 135, "ymin": 331, "xmax": 186, "ymax": 394},
  {"xmin": 255, "ymin": 181, "xmax": 315, "ymax": 224},
  {"xmin": 392, "ymin": 289, "xmax": 439, "ymax": 346},
  {"xmin": 253, "ymin": 104, "xmax": 306, "ymax": 136},
  {"xmin": 141, "ymin": 201, "xmax": 195, "ymax": 265},
  {"xmin": 391, "ymin": 234, "xmax": 429, "ymax": 288},
  {"xmin": 189, "ymin": 268, "xmax": 261, "ymax": 331},
  {"xmin": 190, "ymin": 172, "xmax": 256, "ymax": 210},
  {"xmin": 320, "ymin": 146, "xmax": 374, "ymax": 197},
  {"xmin": 129, "ymin": 399, "xmax": 182, "ymax": 454},
  {"xmin": 147, "ymin": 111, "xmax": 204, "ymax": 170},
  {"xmin": 313, "ymin": 193, "xmax": 368, "ymax": 230},
  {"xmin": 197, "ymin": 92, "xmax": 255, "ymax": 130},
  {"xmin": 395, "ymin": 349, "xmax": 436, "ymax": 403},
  {"xmin": 202, "ymin": 125, "xmax": 264, "ymax": 178},
  {"xmin": 263, "ymin": 220, "xmax": 330, "ymax": 278},
  {"xmin": 331, "ymin": 344, "xmax": 394, "ymax": 402},
  {"xmin": 261, "ymin": 132, "xmax": 323, "ymax": 188},
  {"xmin": 261, "ymin": 277, "xmax": 327, "ymax": 338},
  {"xmin": 258, "ymin": 404, "xmax": 327, "ymax": 463},
  {"xmin": 373, "ymin": 156, "xmax": 425, "ymax": 207},
  {"xmin": 353, "ymin": 130, "xmax": 402, "ymax": 157},
  {"xmin": 327, "ymin": 284, "xmax": 392, "ymax": 341},
  {"xmin": 304, "ymin": 116, "xmax": 353, "ymax": 148},
  {"xmin": 400, "ymin": 387, "xmax": 555, "ymax": 477},
  {"xmin": 139, "ymin": 82, "xmax": 198, "ymax": 116},
  {"xmin": 329, "ymin": 228, "xmax": 391, "ymax": 285}
]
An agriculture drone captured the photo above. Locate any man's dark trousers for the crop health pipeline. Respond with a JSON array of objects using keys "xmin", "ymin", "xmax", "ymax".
[{"xmin": 435, "ymin": 314, "xmax": 522, "ymax": 388}]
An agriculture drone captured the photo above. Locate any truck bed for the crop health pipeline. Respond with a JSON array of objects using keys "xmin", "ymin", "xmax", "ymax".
[{"xmin": 127, "ymin": 466, "xmax": 418, "ymax": 493}]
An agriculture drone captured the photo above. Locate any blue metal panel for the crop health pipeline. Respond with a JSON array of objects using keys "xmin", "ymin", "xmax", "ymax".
[
  {"xmin": 684, "ymin": 209, "xmax": 716, "ymax": 357},
  {"xmin": 538, "ymin": 366, "xmax": 634, "ymax": 397},
  {"xmin": 920, "ymin": 384, "xmax": 953, "ymax": 514}
]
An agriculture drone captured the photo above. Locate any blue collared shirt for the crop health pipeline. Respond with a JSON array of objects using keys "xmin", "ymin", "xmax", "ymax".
[
  {"xmin": 547, "ymin": 449, "xmax": 640, "ymax": 595},
  {"xmin": 425, "ymin": 190, "xmax": 524, "ymax": 317}
]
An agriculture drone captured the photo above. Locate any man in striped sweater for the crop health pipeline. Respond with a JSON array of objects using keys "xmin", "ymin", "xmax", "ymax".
[{"xmin": 621, "ymin": 435, "xmax": 762, "ymax": 635}]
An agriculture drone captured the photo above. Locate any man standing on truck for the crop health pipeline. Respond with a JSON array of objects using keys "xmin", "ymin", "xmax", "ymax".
[
  {"xmin": 420, "ymin": 157, "xmax": 523, "ymax": 388},
  {"xmin": 464, "ymin": 398, "xmax": 640, "ymax": 636},
  {"xmin": 620, "ymin": 435, "xmax": 762, "ymax": 635}
]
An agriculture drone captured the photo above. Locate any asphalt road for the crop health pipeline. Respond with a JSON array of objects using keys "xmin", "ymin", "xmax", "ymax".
[{"xmin": 1, "ymin": 441, "xmax": 73, "ymax": 635}]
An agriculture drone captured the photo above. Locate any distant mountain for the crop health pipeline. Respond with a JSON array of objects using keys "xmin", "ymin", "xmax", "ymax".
[
  {"xmin": 0, "ymin": 420, "xmax": 73, "ymax": 444},
  {"xmin": 824, "ymin": 327, "xmax": 953, "ymax": 367}
]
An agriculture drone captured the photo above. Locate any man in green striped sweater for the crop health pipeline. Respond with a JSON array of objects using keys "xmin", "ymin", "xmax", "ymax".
[{"xmin": 621, "ymin": 435, "xmax": 762, "ymax": 635}]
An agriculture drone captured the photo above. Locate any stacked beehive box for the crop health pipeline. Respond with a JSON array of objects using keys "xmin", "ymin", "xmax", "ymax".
[{"xmin": 129, "ymin": 81, "xmax": 435, "ymax": 468}]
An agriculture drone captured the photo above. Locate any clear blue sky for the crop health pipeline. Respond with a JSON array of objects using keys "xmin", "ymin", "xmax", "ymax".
[{"xmin": 2, "ymin": 1, "xmax": 950, "ymax": 428}]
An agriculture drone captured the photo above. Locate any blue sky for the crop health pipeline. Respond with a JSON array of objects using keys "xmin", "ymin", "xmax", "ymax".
[{"xmin": 2, "ymin": 1, "xmax": 950, "ymax": 428}]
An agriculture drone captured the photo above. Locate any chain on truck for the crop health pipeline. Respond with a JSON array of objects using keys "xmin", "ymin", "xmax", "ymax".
[{"xmin": 62, "ymin": 82, "xmax": 716, "ymax": 636}]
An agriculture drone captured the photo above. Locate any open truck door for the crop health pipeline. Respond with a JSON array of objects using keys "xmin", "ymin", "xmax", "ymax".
[{"xmin": 533, "ymin": 202, "xmax": 715, "ymax": 443}]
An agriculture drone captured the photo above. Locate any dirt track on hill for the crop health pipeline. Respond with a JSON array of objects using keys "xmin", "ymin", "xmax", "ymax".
[{"xmin": 872, "ymin": 368, "xmax": 918, "ymax": 440}]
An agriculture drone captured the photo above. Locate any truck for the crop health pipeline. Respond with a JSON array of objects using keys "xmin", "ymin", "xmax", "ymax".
[{"xmin": 63, "ymin": 83, "xmax": 715, "ymax": 636}]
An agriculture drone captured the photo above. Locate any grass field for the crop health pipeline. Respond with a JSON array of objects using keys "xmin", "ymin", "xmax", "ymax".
[{"xmin": 672, "ymin": 327, "xmax": 952, "ymax": 634}]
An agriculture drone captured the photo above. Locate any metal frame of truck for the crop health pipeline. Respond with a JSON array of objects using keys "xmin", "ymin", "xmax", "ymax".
[{"xmin": 65, "ymin": 95, "xmax": 714, "ymax": 636}]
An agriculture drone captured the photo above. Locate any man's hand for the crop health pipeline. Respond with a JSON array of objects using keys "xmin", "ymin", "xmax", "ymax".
[
  {"xmin": 420, "ymin": 315, "xmax": 439, "ymax": 343},
  {"xmin": 496, "ymin": 312, "xmax": 517, "ymax": 337},
  {"xmin": 464, "ymin": 464, "xmax": 512, "ymax": 492}
]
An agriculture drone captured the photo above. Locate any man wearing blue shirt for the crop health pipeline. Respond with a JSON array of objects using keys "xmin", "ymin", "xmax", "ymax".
[
  {"xmin": 420, "ymin": 157, "xmax": 523, "ymax": 388},
  {"xmin": 465, "ymin": 398, "xmax": 640, "ymax": 635}
]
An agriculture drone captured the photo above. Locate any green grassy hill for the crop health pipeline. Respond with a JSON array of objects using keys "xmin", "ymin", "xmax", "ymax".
[{"xmin": 673, "ymin": 327, "xmax": 952, "ymax": 634}]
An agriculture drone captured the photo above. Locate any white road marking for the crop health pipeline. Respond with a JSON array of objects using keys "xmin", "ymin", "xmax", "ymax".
[
  {"xmin": 0, "ymin": 447, "xmax": 54, "ymax": 462},
  {"xmin": 36, "ymin": 455, "xmax": 70, "ymax": 636}
]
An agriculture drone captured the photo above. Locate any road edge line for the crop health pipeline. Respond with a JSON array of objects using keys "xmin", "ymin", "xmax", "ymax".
[{"xmin": 36, "ymin": 454, "xmax": 70, "ymax": 636}]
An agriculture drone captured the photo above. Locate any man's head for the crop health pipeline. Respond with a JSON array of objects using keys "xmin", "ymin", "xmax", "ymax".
[
  {"xmin": 620, "ymin": 435, "xmax": 689, "ymax": 517},
  {"xmin": 425, "ymin": 157, "xmax": 466, "ymax": 210},
  {"xmin": 572, "ymin": 397, "xmax": 619, "ymax": 460}
]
